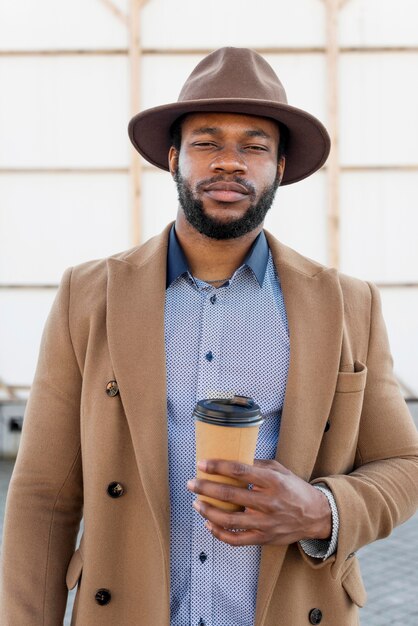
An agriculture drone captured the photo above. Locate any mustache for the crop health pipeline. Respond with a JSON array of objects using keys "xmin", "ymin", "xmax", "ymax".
[{"xmin": 195, "ymin": 175, "xmax": 256, "ymax": 198}]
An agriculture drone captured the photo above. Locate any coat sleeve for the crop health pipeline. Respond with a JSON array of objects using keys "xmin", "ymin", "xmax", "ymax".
[
  {"xmin": 311, "ymin": 281, "xmax": 418, "ymax": 578},
  {"xmin": 0, "ymin": 268, "xmax": 83, "ymax": 626}
]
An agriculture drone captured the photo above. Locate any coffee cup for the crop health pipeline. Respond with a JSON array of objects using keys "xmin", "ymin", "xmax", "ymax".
[{"xmin": 194, "ymin": 396, "xmax": 263, "ymax": 511}]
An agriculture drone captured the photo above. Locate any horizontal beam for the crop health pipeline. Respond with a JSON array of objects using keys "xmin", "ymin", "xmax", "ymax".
[
  {"xmin": 2, "ymin": 282, "xmax": 418, "ymax": 291},
  {"xmin": 4, "ymin": 385, "xmax": 31, "ymax": 391},
  {"xmin": 2, "ymin": 385, "xmax": 30, "ymax": 390},
  {"xmin": 0, "ymin": 49, "xmax": 128, "ymax": 56},
  {"xmin": 375, "ymin": 283, "xmax": 418, "ymax": 289},
  {"xmin": 2, "ymin": 164, "xmax": 418, "ymax": 175},
  {"xmin": 1, "ymin": 46, "xmax": 418, "ymax": 57},
  {"xmin": 342, "ymin": 165, "xmax": 418, "ymax": 172},
  {"xmin": 0, "ymin": 284, "xmax": 59, "ymax": 289},
  {"xmin": 0, "ymin": 167, "xmax": 129, "ymax": 175},
  {"xmin": 0, "ymin": 381, "xmax": 30, "ymax": 400}
]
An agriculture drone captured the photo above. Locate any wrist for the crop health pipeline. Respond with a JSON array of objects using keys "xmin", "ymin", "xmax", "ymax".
[{"xmin": 310, "ymin": 486, "xmax": 332, "ymax": 540}]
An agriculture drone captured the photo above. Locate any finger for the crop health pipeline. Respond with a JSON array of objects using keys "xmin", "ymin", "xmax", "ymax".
[
  {"xmin": 206, "ymin": 518, "xmax": 305, "ymax": 547},
  {"xmin": 205, "ymin": 521, "xmax": 266, "ymax": 547},
  {"xmin": 197, "ymin": 459, "xmax": 273, "ymax": 487},
  {"xmin": 188, "ymin": 478, "xmax": 264, "ymax": 509},
  {"xmin": 192, "ymin": 498, "xmax": 263, "ymax": 531}
]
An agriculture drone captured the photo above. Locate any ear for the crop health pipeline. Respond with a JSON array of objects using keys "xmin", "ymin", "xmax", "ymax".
[
  {"xmin": 168, "ymin": 146, "xmax": 179, "ymax": 177},
  {"xmin": 277, "ymin": 156, "xmax": 286, "ymax": 185}
]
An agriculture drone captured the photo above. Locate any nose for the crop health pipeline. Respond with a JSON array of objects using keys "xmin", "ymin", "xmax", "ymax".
[{"xmin": 210, "ymin": 147, "xmax": 248, "ymax": 175}]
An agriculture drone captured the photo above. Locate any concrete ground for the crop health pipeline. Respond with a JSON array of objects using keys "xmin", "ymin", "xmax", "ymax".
[{"xmin": 1, "ymin": 402, "xmax": 418, "ymax": 624}]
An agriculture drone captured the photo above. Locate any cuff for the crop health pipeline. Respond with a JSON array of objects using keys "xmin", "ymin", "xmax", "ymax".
[{"xmin": 299, "ymin": 484, "xmax": 339, "ymax": 560}]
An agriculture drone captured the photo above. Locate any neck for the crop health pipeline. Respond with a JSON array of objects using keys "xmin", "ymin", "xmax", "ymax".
[{"xmin": 174, "ymin": 211, "xmax": 262, "ymax": 282}]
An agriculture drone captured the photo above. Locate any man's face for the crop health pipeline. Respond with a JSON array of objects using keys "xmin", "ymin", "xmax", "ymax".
[{"xmin": 168, "ymin": 112, "xmax": 285, "ymax": 239}]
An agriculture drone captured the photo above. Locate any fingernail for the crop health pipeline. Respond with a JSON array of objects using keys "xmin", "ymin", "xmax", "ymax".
[
  {"xmin": 205, "ymin": 521, "xmax": 213, "ymax": 532},
  {"xmin": 187, "ymin": 479, "xmax": 196, "ymax": 491},
  {"xmin": 192, "ymin": 500, "xmax": 201, "ymax": 513},
  {"xmin": 197, "ymin": 460, "xmax": 207, "ymax": 471}
]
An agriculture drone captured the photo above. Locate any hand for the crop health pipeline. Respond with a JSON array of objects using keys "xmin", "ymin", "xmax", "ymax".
[{"xmin": 187, "ymin": 459, "xmax": 332, "ymax": 547}]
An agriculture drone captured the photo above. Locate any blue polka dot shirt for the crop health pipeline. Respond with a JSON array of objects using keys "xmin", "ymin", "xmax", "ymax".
[{"xmin": 164, "ymin": 226, "xmax": 337, "ymax": 626}]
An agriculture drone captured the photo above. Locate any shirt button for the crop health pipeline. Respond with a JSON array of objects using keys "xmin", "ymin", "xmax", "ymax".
[
  {"xmin": 198, "ymin": 619, "xmax": 205, "ymax": 626},
  {"xmin": 205, "ymin": 351, "xmax": 214, "ymax": 362},
  {"xmin": 199, "ymin": 551, "xmax": 207, "ymax": 563},
  {"xmin": 210, "ymin": 294, "xmax": 217, "ymax": 304}
]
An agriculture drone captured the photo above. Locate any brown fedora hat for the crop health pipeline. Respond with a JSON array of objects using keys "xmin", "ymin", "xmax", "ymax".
[{"xmin": 128, "ymin": 47, "xmax": 330, "ymax": 185}]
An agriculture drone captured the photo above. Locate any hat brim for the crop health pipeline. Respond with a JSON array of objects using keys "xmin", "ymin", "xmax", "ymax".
[{"xmin": 128, "ymin": 98, "xmax": 330, "ymax": 186}]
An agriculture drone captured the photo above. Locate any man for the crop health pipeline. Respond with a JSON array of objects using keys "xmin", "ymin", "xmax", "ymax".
[{"xmin": 1, "ymin": 47, "xmax": 418, "ymax": 626}]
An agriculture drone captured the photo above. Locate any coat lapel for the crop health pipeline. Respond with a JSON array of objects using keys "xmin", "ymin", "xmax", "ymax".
[
  {"xmin": 106, "ymin": 225, "xmax": 172, "ymax": 588},
  {"xmin": 255, "ymin": 232, "xmax": 344, "ymax": 626}
]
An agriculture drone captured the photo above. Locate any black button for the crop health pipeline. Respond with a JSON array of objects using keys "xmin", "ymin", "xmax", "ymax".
[
  {"xmin": 199, "ymin": 552, "xmax": 207, "ymax": 563},
  {"xmin": 324, "ymin": 420, "xmax": 331, "ymax": 432},
  {"xmin": 309, "ymin": 608, "xmax": 322, "ymax": 624},
  {"xmin": 210, "ymin": 294, "xmax": 217, "ymax": 304},
  {"xmin": 205, "ymin": 351, "xmax": 214, "ymax": 362},
  {"xmin": 106, "ymin": 380, "xmax": 119, "ymax": 397},
  {"xmin": 198, "ymin": 619, "xmax": 205, "ymax": 626},
  {"xmin": 95, "ymin": 588, "xmax": 111, "ymax": 605},
  {"xmin": 107, "ymin": 482, "xmax": 125, "ymax": 498}
]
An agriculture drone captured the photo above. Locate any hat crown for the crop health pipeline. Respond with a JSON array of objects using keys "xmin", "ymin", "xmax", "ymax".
[{"xmin": 178, "ymin": 47, "xmax": 288, "ymax": 104}]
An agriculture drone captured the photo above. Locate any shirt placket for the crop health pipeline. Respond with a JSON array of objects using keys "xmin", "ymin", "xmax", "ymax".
[{"xmin": 190, "ymin": 285, "xmax": 224, "ymax": 626}]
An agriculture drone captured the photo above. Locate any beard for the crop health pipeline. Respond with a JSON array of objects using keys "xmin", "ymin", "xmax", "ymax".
[{"xmin": 173, "ymin": 168, "xmax": 281, "ymax": 240}]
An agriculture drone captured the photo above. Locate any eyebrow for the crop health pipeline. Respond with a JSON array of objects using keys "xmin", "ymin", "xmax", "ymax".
[
  {"xmin": 190, "ymin": 127, "xmax": 218, "ymax": 136},
  {"xmin": 244, "ymin": 129, "xmax": 272, "ymax": 139},
  {"xmin": 190, "ymin": 127, "xmax": 273, "ymax": 140}
]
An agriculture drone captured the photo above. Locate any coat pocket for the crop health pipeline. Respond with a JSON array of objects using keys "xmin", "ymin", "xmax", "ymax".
[
  {"xmin": 341, "ymin": 557, "xmax": 367, "ymax": 608},
  {"xmin": 66, "ymin": 548, "xmax": 83, "ymax": 590},
  {"xmin": 335, "ymin": 361, "xmax": 367, "ymax": 394},
  {"xmin": 312, "ymin": 361, "xmax": 368, "ymax": 477}
]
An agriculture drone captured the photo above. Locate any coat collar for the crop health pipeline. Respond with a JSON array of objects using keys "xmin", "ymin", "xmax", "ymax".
[{"xmin": 106, "ymin": 223, "xmax": 343, "ymax": 625}]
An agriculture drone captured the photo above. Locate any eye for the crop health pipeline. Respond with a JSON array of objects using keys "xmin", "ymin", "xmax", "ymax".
[
  {"xmin": 192, "ymin": 141, "xmax": 216, "ymax": 148},
  {"xmin": 246, "ymin": 145, "xmax": 268, "ymax": 152}
]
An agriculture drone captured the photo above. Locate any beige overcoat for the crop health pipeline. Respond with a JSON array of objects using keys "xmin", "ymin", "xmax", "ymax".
[{"xmin": 1, "ymin": 224, "xmax": 418, "ymax": 626}]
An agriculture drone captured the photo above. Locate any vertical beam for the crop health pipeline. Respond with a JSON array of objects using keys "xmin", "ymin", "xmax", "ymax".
[
  {"xmin": 128, "ymin": 0, "xmax": 147, "ymax": 246},
  {"xmin": 324, "ymin": 0, "xmax": 342, "ymax": 269}
]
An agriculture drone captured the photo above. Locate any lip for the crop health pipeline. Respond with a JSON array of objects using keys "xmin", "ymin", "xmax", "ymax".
[
  {"xmin": 203, "ymin": 181, "xmax": 250, "ymax": 203},
  {"xmin": 204, "ymin": 182, "xmax": 249, "ymax": 194}
]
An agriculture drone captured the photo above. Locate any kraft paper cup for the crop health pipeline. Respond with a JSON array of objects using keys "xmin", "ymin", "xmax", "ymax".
[{"xmin": 194, "ymin": 397, "xmax": 263, "ymax": 512}]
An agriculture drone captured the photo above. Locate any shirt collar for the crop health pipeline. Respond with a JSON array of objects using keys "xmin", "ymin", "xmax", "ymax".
[{"xmin": 166, "ymin": 224, "xmax": 269, "ymax": 288}]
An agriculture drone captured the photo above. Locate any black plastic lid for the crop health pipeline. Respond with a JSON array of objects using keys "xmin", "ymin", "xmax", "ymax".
[{"xmin": 194, "ymin": 396, "xmax": 263, "ymax": 426}]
